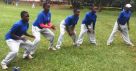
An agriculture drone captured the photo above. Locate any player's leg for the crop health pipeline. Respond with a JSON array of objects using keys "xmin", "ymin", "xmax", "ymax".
[
  {"xmin": 31, "ymin": 26, "xmax": 41, "ymax": 55},
  {"xmin": 120, "ymin": 25, "xmax": 134, "ymax": 46},
  {"xmin": 88, "ymin": 31, "xmax": 96, "ymax": 45},
  {"xmin": 1, "ymin": 39, "xmax": 20, "ymax": 69},
  {"xmin": 77, "ymin": 24, "xmax": 87, "ymax": 45},
  {"xmin": 56, "ymin": 20, "xmax": 66, "ymax": 49},
  {"xmin": 70, "ymin": 30, "xmax": 78, "ymax": 46},
  {"xmin": 107, "ymin": 21, "xmax": 118, "ymax": 45},
  {"xmin": 20, "ymin": 40, "xmax": 34, "ymax": 59},
  {"xmin": 41, "ymin": 28, "xmax": 56, "ymax": 50},
  {"xmin": 87, "ymin": 24, "xmax": 96, "ymax": 45}
]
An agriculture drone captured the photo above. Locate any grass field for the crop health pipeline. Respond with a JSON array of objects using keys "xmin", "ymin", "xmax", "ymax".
[{"xmin": 0, "ymin": 2, "xmax": 136, "ymax": 71}]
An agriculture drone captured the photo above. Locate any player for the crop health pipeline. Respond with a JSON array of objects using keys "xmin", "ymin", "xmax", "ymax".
[
  {"xmin": 56, "ymin": 9, "xmax": 80, "ymax": 49},
  {"xmin": 32, "ymin": 2, "xmax": 56, "ymax": 55},
  {"xmin": 1, "ymin": 11, "xmax": 34, "ymax": 69},
  {"xmin": 77, "ymin": 6, "xmax": 97, "ymax": 46},
  {"xmin": 107, "ymin": 4, "xmax": 134, "ymax": 46}
]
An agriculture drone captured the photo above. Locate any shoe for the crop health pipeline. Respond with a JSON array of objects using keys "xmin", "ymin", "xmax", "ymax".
[
  {"xmin": 23, "ymin": 54, "xmax": 33, "ymax": 59},
  {"xmin": 73, "ymin": 43, "xmax": 81, "ymax": 47},
  {"xmin": 73, "ymin": 43, "xmax": 79, "ymax": 46},
  {"xmin": 1, "ymin": 64, "xmax": 8, "ymax": 70},
  {"xmin": 73, "ymin": 43, "xmax": 77, "ymax": 46},
  {"xmin": 77, "ymin": 43, "xmax": 80, "ymax": 47},
  {"xmin": 76, "ymin": 42, "xmax": 81, "ymax": 47},
  {"xmin": 90, "ymin": 42, "xmax": 97, "ymax": 45},
  {"xmin": 56, "ymin": 46, "xmax": 61, "ymax": 50},
  {"xmin": 28, "ymin": 55, "xmax": 33, "ymax": 59},
  {"xmin": 48, "ymin": 47, "xmax": 56, "ymax": 51},
  {"xmin": 30, "ymin": 51, "xmax": 35, "ymax": 55},
  {"xmin": 131, "ymin": 44, "xmax": 135, "ymax": 47},
  {"xmin": 23, "ymin": 54, "xmax": 27, "ymax": 59},
  {"xmin": 107, "ymin": 43, "xmax": 111, "ymax": 46}
]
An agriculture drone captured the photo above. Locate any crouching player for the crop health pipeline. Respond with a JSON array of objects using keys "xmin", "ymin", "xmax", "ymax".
[
  {"xmin": 77, "ymin": 6, "xmax": 97, "ymax": 46},
  {"xmin": 56, "ymin": 9, "xmax": 80, "ymax": 49},
  {"xmin": 1, "ymin": 11, "xmax": 35, "ymax": 69},
  {"xmin": 32, "ymin": 3, "xmax": 56, "ymax": 55},
  {"xmin": 107, "ymin": 4, "xmax": 134, "ymax": 46}
]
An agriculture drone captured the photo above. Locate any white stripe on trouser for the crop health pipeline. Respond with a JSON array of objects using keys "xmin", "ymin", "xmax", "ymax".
[
  {"xmin": 107, "ymin": 21, "xmax": 133, "ymax": 45},
  {"xmin": 1, "ymin": 39, "xmax": 33, "ymax": 65},
  {"xmin": 77, "ymin": 24, "xmax": 96, "ymax": 44},
  {"xmin": 32, "ymin": 26, "xmax": 55, "ymax": 54},
  {"xmin": 56, "ymin": 20, "xmax": 77, "ymax": 47}
]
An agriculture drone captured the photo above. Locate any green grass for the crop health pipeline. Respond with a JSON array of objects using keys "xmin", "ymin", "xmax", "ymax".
[{"xmin": 0, "ymin": 2, "xmax": 136, "ymax": 71}]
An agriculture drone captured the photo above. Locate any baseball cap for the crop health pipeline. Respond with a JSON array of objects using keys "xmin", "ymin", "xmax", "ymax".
[{"xmin": 125, "ymin": 4, "xmax": 132, "ymax": 8}]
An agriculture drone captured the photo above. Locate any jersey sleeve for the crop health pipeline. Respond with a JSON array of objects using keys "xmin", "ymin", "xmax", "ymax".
[
  {"xmin": 49, "ymin": 12, "xmax": 51, "ymax": 23},
  {"xmin": 75, "ymin": 17, "xmax": 79, "ymax": 25},
  {"xmin": 37, "ymin": 13, "xmax": 44, "ymax": 24},
  {"xmin": 10, "ymin": 23, "xmax": 21, "ymax": 33},
  {"xmin": 92, "ymin": 15, "xmax": 97, "ymax": 30},
  {"xmin": 118, "ymin": 12, "xmax": 124, "ymax": 20},
  {"xmin": 65, "ymin": 17, "xmax": 71, "ymax": 25},
  {"xmin": 117, "ymin": 12, "xmax": 124, "ymax": 24},
  {"xmin": 85, "ymin": 13, "xmax": 89, "ymax": 22}
]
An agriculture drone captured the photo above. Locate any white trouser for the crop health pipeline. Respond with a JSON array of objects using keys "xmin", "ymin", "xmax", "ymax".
[
  {"xmin": 56, "ymin": 20, "xmax": 77, "ymax": 47},
  {"xmin": 32, "ymin": 26, "xmax": 55, "ymax": 54},
  {"xmin": 1, "ymin": 39, "xmax": 33, "ymax": 65},
  {"xmin": 107, "ymin": 21, "xmax": 133, "ymax": 45},
  {"xmin": 77, "ymin": 24, "xmax": 96, "ymax": 44}
]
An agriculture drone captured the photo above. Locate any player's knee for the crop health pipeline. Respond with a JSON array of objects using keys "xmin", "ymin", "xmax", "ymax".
[
  {"xmin": 51, "ymin": 33, "xmax": 55, "ymax": 38},
  {"xmin": 11, "ymin": 51, "xmax": 18, "ymax": 56},
  {"xmin": 35, "ymin": 37, "xmax": 40, "ymax": 42},
  {"xmin": 49, "ymin": 34, "xmax": 55, "ymax": 41},
  {"xmin": 61, "ymin": 32, "xmax": 65, "ymax": 35},
  {"xmin": 52, "ymin": 33, "xmax": 55, "ymax": 37}
]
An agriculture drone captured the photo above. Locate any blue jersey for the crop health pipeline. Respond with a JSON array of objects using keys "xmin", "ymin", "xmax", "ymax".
[
  {"xmin": 82, "ymin": 12, "xmax": 97, "ymax": 25},
  {"xmin": 82, "ymin": 12, "xmax": 97, "ymax": 30},
  {"xmin": 64, "ymin": 15, "xmax": 79, "ymax": 26},
  {"xmin": 33, "ymin": 11, "xmax": 51, "ymax": 29},
  {"xmin": 5, "ymin": 20, "xmax": 29, "ymax": 40},
  {"xmin": 117, "ymin": 10, "xmax": 131, "ymax": 25}
]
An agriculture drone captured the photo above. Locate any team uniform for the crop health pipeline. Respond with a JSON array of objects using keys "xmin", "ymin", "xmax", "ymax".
[
  {"xmin": 1, "ymin": 20, "xmax": 33, "ymax": 66},
  {"xmin": 56, "ymin": 15, "xmax": 79, "ymax": 49},
  {"xmin": 77, "ymin": 12, "xmax": 97, "ymax": 45},
  {"xmin": 107, "ymin": 10, "xmax": 134, "ymax": 46},
  {"xmin": 32, "ymin": 10, "xmax": 55, "ymax": 54}
]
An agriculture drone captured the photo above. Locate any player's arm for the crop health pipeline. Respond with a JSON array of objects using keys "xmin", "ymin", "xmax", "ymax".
[
  {"xmin": 93, "ymin": 15, "xmax": 97, "ymax": 30},
  {"xmin": 24, "ymin": 32, "xmax": 35, "ymax": 38},
  {"xmin": 37, "ymin": 14, "xmax": 52, "ymax": 29},
  {"xmin": 117, "ymin": 12, "xmax": 123, "ymax": 31},
  {"xmin": 65, "ymin": 25, "xmax": 74, "ymax": 36},
  {"xmin": 65, "ymin": 25, "xmax": 71, "ymax": 34},
  {"xmin": 65, "ymin": 17, "xmax": 72, "ymax": 35},
  {"xmin": 39, "ymin": 23, "xmax": 52, "ymax": 28},
  {"xmin": 39, "ymin": 22, "xmax": 55, "ymax": 30},
  {"xmin": 85, "ymin": 24, "xmax": 93, "ymax": 33},
  {"xmin": 11, "ymin": 33, "xmax": 26, "ymax": 41},
  {"xmin": 85, "ymin": 24, "xmax": 89, "ymax": 30},
  {"xmin": 127, "ymin": 18, "xmax": 130, "ymax": 30},
  {"xmin": 48, "ymin": 22, "xmax": 56, "ymax": 30},
  {"xmin": 92, "ymin": 17, "xmax": 96, "ymax": 30},
  {"xmin": 10, "ymin": 24, "xmax": 26, "ymax": 41},
  {"xmin": 71, "ymin": 24, "xmax": 75, "ymax": 32},
  {"xmin": 84, "ymin": 14, "xmax": 91, "ymax": 30}
]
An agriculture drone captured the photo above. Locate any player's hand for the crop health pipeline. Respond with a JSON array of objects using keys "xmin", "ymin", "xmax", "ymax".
[
  {"xmin": 87, "ymin": 29, "xmax": 93, "ymax": 33},
  {"xmin": 128, "ymin": 27, "xmax": 130, "ymax": 30},
  {"xmin": 118, "ymin": 27, "xmax": 122, "ymax": 32},
  {"xmin": 20, "ymin": 37, "xmax": 27, "ymax": 42},
  {"xmin": 69, "ymin": 31, "xmax": 74, "ymax": 36},
  {"xmin": 30, "ymin": 35, "xmax": 35, "ymax": 38},
  {"xmin": 51, "ymin": 25, "xmax": 56, "ymax": 30}
]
